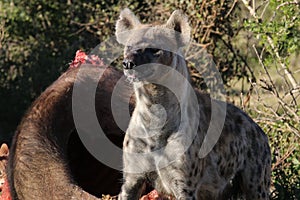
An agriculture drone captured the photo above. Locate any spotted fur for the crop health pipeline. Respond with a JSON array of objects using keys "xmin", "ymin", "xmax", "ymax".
[{"xmin": 116, "ymin": 8, "xmax": 271, "ymax": 200}]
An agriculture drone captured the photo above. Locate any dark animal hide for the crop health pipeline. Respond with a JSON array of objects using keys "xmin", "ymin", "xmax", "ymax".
[{"xmin": 8, "ymin": 65, "xmax": 133, "ymax": 200}]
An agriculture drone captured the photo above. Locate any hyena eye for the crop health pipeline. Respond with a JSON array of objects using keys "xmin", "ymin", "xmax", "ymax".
[
  {"xmin": 147, "ymin": 48, "xmax": 161, "ymax": 56},
  {"xmin": 136, "ymin": 49, "xmax": 144, "ymax": 54}
]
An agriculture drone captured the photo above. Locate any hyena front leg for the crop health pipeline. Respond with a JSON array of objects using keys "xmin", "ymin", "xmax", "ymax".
[
  {"xmin": 118, "ymin": 173, "xmax": 146, "ymax": 200},
  {"xmin": 158, "ymin": 167, "xmax": 197, "ymax": 200}
]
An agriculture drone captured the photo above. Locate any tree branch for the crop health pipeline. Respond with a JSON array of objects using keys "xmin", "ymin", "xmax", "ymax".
[{"xmin": 242, "ymin": 0, "xmax": 298, "ymax": 89}]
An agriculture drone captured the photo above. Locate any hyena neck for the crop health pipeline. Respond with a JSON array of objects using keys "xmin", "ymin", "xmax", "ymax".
[
  {"xmin": 132, "ymin": 81, "xmax": 184, "ymax": 135},
  {"xmin": 172, "ymin": 52, "xmax": 191, "ymax": 81},
  {"xmin": 132, "ymin": 54, "xmax": 192, "ymax": 131}
]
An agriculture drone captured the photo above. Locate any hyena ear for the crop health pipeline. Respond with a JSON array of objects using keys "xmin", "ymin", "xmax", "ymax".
[
  {"xmin": 165, "ymin": 10, "xmax": 191, "ymax": 45},
  {"xmin": 115, "ymin": 8, "xmax": 141, "ymax": 44}
]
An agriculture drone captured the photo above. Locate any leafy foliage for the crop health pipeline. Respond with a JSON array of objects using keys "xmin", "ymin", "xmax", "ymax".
[{"xmin": 241, "ymin": 0, "xmax": 300, "ymax": 199}]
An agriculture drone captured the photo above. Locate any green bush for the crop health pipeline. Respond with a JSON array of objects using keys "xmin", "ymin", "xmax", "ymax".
[{"xmin": 241, "ymin": 0, "xmax": 300, "ymax": 199}]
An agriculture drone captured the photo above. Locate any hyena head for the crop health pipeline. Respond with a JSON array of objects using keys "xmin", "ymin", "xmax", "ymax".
[{"xmin": 115, "ymin": 8, "xmax": 191, "ymax": 85}]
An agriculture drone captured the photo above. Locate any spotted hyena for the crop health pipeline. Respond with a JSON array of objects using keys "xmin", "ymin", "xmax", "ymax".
[{"xmin": 116, "ymin": 8, "xmax": 271, "ymax": 200}]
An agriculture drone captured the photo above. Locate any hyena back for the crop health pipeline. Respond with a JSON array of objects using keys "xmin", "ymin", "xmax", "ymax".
[{"xmin": 116, "ymin": 8, "xmax": 271, "ymax": 200}]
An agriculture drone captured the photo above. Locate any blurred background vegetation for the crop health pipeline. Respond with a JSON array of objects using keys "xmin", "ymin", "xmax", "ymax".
[{"xmin": 0, "ymin": 0, "xmax": 299, "ymax": 199}]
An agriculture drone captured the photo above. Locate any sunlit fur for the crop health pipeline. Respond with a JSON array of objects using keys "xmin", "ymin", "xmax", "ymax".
[{"xmin": 116, "ymin": 8, "xmax": 271, "ymax": 200}]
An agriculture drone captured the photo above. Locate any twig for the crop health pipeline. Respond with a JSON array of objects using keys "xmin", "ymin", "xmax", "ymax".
[
  {"xmin": 253, "ymin": 45, "xmax": 300, "ymax": 121},
  {"xmin": 276, "ymin": 1, "xmax": 299, "ymax": 10},
  {"xmin": 241, "ymin": 0, "xmax": 259, "ymax": 18},
  {"xmin": 253, "ymin": 45, "xmax": 279, "ymax": 95},
  {"xmin": 225, "ymin": 0, "xmax": 238, "ymax": 18},
  {"xmin": 272, "ymin": 145, "xmax": 296, "ymax": 171},
  {"xmin": 242, "ymin": 0, "xmax": 298, "ymax": 89},
  {"xmin": 266, "ymin": 36, "xmax": 298, "ymax": 89},
  {"xmin": 259, "ymin": 0, "xmax": 270, "ymax": 18},
  {"xmin": 0, "ymin": 22, "xmax": 5, "ymax": 49}
]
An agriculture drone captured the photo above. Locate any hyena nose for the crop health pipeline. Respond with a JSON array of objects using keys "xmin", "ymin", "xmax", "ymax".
[{"xmin": 122, "ymin": 59, "xmax": 136, "ymax": 69}]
